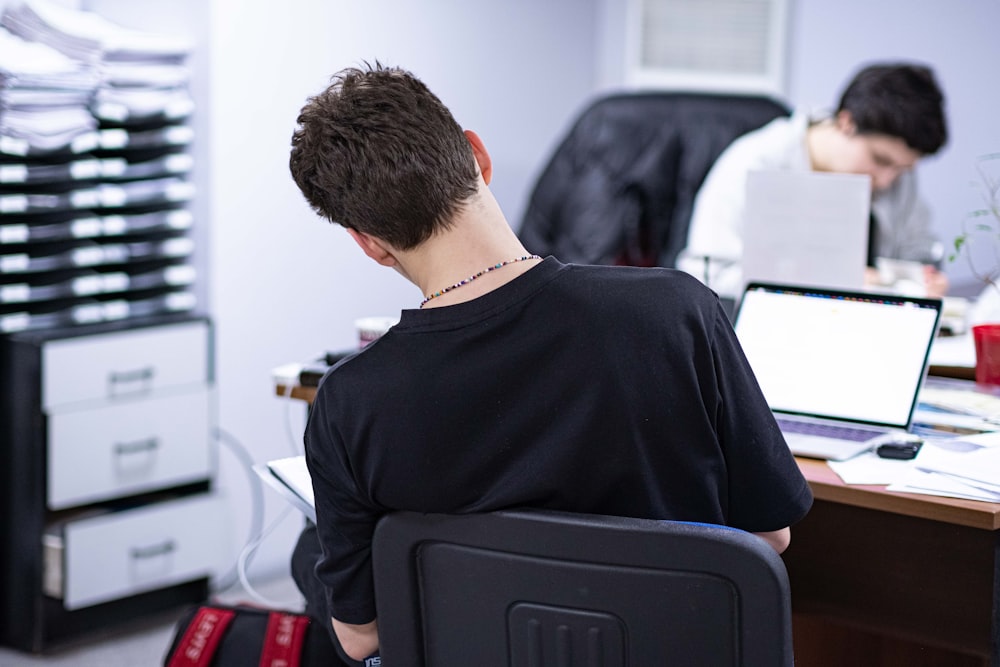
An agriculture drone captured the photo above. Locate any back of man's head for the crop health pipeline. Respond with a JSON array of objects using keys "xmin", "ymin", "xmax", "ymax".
[
  {"xmin": 289, "ymin": 62, "xmax": 479, "ymax": 249},
  {"xmin": 836, "ymin": 62, "xmax": 947, "ymax": 156}
]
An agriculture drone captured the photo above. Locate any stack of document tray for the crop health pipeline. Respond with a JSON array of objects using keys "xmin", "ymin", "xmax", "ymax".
[{"xmin": 0, "ymin": 1, "xmax": 198, "ymax": 333}]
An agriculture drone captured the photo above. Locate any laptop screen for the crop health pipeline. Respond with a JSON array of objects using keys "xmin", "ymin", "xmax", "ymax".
[{"xmin": 733, "ymin": 283, "xmax": 942, "ymax": 429}]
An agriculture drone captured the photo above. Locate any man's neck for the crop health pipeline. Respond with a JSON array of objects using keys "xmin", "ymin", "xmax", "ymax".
[
  {"xmin": 805, "ymin": 119, "xmax": 837, "ymax": 172},
  {"xmin": 401, "ymin": 195, "xmax": 540, "ymax": 309}
]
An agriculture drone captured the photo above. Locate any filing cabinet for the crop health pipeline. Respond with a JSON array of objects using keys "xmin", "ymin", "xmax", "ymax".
[{"xmin": 0, "ymin": 313, "xmax": 222, "ymax": 651}]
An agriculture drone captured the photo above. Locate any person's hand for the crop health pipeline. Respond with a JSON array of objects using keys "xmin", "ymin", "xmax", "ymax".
[
  {"xmin": 923, "ymin": 265, "xmax": 949, "ymax": 298},
  {"xmin": 864, "ymin": 267, "xmax": 880, "ymax": 288}
]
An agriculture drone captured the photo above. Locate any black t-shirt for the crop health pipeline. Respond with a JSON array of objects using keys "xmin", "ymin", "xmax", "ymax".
[{"xmin": 305, "ymin": 257, "xmax": 813, "ymax": 624}]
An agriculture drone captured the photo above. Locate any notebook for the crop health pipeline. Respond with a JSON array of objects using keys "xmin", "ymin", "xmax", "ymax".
[
  {"xmin": 733, "ymin": 282, "xmax": 942, "ymax": 461},
  {"xmin": 742, "ymin": 170, "xmax": 871, "ymax": 294}
]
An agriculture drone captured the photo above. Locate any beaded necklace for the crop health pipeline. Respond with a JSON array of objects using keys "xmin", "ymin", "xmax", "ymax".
[{"xmin": 420, "ymin": 255, "xmax": 541, "ymax": 308}]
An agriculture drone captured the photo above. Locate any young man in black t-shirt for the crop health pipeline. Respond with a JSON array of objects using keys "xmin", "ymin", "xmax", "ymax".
[{"xmin": 288, "ymin": 63, "xmax": 813, "ymax": 664}]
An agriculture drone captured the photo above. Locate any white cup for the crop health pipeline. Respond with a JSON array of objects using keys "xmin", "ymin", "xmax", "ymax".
[{"xmin": 355, "ymin": 316, "xmax": 398, "ymax": 348}]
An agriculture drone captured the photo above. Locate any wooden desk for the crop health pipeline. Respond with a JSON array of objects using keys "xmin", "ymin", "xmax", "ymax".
[
  {"xmin": 276, "ymin": 381, "xmax": 1000, "ymax": 665},
  {"xmin": 789, "ymin": 458, "xmax": 999, "ymax": 666},
  {"xmin": 275, "ymin": 382, "xmax": 316, "ymax": 403}
]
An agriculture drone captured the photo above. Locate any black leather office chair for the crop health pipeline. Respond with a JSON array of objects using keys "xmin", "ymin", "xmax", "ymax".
[
  {"xmin": 518, "ymin": 91, "xmax": 790, "ymax": 269},
  {"xmin": 372, "ymin": 509, "xmax": 794, "ymax": 666}
]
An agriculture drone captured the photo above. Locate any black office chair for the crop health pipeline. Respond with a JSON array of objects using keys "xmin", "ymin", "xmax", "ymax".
[
  {"xmin": 372, "ymin": 509, "xmax": 794, "ymax": 666},
  {"xmin": 518, "ymin": 91, "xmax": 790, "ymax": 269}
]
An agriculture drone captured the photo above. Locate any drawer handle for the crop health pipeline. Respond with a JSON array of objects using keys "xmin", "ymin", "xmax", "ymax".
[
  {"xmin": 107, "ymin": 366, "xmax": 155, "ymax": 397},
  {"xmin": 130, "ymin": 540, "xmax": 176, "ymax": 560},
  {"xmin": 114, "ymin": 437, "xmax": 159, "ymax": 456}
]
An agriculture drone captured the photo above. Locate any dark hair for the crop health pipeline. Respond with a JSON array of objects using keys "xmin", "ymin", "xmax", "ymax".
[
  {"xmin": 289, "ymin": 63, "xmax": 479, "ymax": 249},
  {"xmin": 836, "ymin": 63, "xmax": 948, "ymax": 155}
]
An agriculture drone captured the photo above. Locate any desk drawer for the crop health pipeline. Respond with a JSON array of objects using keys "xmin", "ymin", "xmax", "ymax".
[
  {"xmin": 47, "ymin": 494, "xmax": 223, "ymax": 610},
  {"xmin": 42, "ymin": 320, "xmax": 209, "ymax": 410},
  {"xmin": 47, "ymin": 388, "xmax": 213, "ymax": 510}
]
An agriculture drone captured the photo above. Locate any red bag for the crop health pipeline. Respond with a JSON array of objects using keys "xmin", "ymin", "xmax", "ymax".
[{"xmin": 163, "ymin": 604, "xmax": 339, "ymax": 667}]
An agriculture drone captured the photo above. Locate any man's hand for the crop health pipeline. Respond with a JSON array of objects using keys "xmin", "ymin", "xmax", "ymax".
[
  {"xmin": 753, "ymin": 527, "xmax": 791, "ymax": 554},
  {"xmin": 332, "ymin": 617, "xmax": 379, "ymax": 662},
  {"xmin": 923, "ymin": 265, "xmax": 949, "ymax": 298}
]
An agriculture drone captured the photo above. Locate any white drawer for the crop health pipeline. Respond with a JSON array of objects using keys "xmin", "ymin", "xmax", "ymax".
[
  {"xmin": 52, "ymin": 494, "xmax": 224, "ymax": 610},
  {"xmin": 47, "ymin": 387, "xmax": 214, "ymax": 510},
  {"xmin": 42, "ymin": 320, "xmax": 209, "ymax": 411}
]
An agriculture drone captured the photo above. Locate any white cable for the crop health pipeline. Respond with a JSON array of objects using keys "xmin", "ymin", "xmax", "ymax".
[
  {"xmin": 208, "ymin": 365, "xmax": 310, "ymax": 603},
  {"xmin": 211, "ymin": 426, "xmax": 264, "ymax": 593},
  {"xmin": 236, "ymin": 505, "xmax": 296, "ymax": 607}
]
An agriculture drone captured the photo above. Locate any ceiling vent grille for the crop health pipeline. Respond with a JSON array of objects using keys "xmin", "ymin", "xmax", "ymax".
[{"xmin": 626, "ymin": 0, "xmax": 789, "ymax": 95}]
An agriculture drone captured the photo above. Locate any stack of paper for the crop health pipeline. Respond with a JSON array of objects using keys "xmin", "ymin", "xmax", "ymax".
[
  {"xmin": 1, "ymin": 0, "xmax": 191, "ymax": 63},
  {"xmin": 0, "ymin": 2, "xmax": 199, "ymax": 336},
  {"xmin": 919, "ymin": 385, "xmax": 1000, "ymax": 420},
  {"xmin": 890, "ymin": 433, "xmax": 1000, "ymax": 502},
  {"xmin": 1, "ymin": 0, "xmax": 195, "ymax": 126},
  {"xmin": 912, "ymin": 382, "xmax": 1000, "ymax": 437},
  {"xmin": 829, "ymin": 433, "xmax": 1000, "ymax": 502},
  {"xmin": 0, "ymin": 28, "xmax": 99, "ymax": 155}
]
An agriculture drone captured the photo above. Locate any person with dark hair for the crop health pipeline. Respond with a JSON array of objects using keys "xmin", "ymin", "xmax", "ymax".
[
  {"xmin": 677, "ymin": 62, "xmax": 949, "ymax": 299},
  {"xmin": 288, "ymin": 62, "xmax": 812, "ymax": 664}
]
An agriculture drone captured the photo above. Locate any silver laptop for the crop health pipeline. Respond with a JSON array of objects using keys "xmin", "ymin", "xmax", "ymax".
[
  {"xmin": 742, "ymin": 171, "xmax": 871, "ymax": 293},
  {"xmin": 733, "ymin": 283, "xmax": 942, "ymax": 461}
]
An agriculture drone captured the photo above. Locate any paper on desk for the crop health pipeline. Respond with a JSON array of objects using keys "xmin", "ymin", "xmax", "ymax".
[
  {"xmin": 911, "ymin": 409, "xmax": 998, "ymax": 434},
  {"xmin": 916, "ymin": 435, "xmax": 1000, "ymax": 488},
  {"xmin": 253, "ymin": 455, "xmax": 316, "ymax": 522},
  {"xmin": 927, "ymin": 332, "xmax": 975, "ymax": 369},
  {"xmin": 827, "ymin": 451, "xmax": 916, "ymax": 485},
  {"xmin": 889, "ymin": 468, "xmax": 1000, "ymax": 502},
  {"xmin": 886, "ymin": 432, "xmax": 1000, "ymax": 502},
  {"xmin": 921, "ymin": 430, "xmax": 1000, "ymax": 452},
  {"xmin": 919, "ymin": 385, "xmax": 1000, "ymax": 420},
  {"xmin": 828, "ymin": 433, "xmax": 1000, "ymax": 491}
]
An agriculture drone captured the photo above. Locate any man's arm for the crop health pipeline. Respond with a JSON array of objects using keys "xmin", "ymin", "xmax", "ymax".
[
  {"xmin": 304, "ymin": 388, "xmax": 382, "ymax": 663},
  {"xmin": 871, "ymin": 177, "xmax": 949, "ymax": 297},
  {"xmin": 872, "ymin": 172, "xmax": 940, "ymax": 265},
  {"xmin": 332, "ymin": 617, "xmax": 379, "ymax": 662},
  {"xmin": 752, "ymin": 527, "xmax": 791, "ymax": 554},
  {"xmin": 708, "ymin": 298, "xmax": 813, "ymax": 544}
]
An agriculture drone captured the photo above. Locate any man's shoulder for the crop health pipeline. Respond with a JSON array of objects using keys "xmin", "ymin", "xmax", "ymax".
[
  {"xmin": 311, "ymin": 346, "xmax": 376, "ymax": 400},
  {"xmin": 556, "ymin": 264, "xmax": 721, "ymax": 313},
  {"xmin": 713, "ymin": 112, "xmax": 805, "ymax": 170},
  {"xmin": 561, "ymin": 263, "xmax": 707, "ymax": 288}
]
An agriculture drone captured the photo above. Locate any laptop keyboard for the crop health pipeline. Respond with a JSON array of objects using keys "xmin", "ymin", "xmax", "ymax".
[{"xmin": 776, "ymin": 418, "xmax": 882, "ymax": 442}]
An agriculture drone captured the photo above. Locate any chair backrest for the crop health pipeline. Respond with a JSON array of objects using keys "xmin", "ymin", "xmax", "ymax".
[
  {"xmin": 518, "ymin": 91, "xmax": 790, "ymax": 269},
  {"xmin": 372, "ymin": 509, "xmax": 793, "ymax": 666}
]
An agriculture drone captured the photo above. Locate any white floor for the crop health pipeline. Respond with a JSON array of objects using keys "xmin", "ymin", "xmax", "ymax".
[{"xmin": 0, "ymin": 574, "xmax": 305, "ymax": 667}]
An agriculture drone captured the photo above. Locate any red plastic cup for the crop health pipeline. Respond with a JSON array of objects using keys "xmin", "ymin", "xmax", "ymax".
[{"xmin": 972, "ymin": 324, "xmax": 1000, "ymax": 385}]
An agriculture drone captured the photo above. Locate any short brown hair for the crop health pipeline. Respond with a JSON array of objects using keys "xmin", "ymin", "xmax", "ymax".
[{"xmin": 289, "ymin": 63, "xmax": 479, "ymax": 249}]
